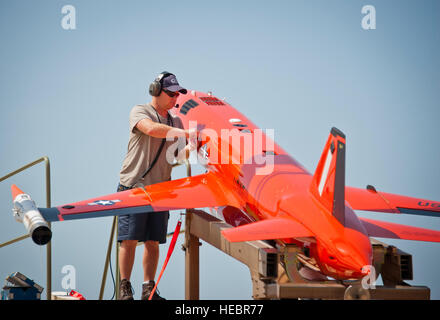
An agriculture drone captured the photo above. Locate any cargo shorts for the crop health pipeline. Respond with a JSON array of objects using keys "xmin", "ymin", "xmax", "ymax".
[{"xmin": 116, "ymin": 183, "xmax": 169, "ymax": 244}]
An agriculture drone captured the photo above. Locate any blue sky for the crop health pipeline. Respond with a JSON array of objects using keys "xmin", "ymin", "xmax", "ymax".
[{"xmin": 0, "ymin": 0, "xmax": 439, "ymax": 299}]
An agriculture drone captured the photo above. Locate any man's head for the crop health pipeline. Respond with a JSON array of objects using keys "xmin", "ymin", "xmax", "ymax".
[
  {"xmin": 149, "ymin": 72, "xmax": 187, "ymax": 110},
  {"xmin": 149, "ymin": 72, "xmax": 187, "ymax": 97}
]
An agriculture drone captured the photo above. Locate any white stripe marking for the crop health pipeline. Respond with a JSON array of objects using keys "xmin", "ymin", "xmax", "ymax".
[{"xmin": 318, "ymin": 149, "xmax": 333, "ymax": 196}]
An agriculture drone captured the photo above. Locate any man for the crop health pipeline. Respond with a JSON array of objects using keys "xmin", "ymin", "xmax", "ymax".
[{"xmin": 117, "ymin": 72, "xmax": 192, "ymax": 300}]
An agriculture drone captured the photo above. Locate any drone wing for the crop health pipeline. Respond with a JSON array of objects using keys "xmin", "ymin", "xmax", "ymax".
[
  {"xmin": 360, "ymin": 217, "xmax": 440, "ymax": 243},
  {"xmin": 33, "ymin": 172, "xmax": 240, "ymax": 222},
  {"xmin": 346, "ymin": 186, "xmax": 440, "ymax": 217}
]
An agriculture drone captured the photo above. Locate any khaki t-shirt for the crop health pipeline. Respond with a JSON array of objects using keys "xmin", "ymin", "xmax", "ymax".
[{"xmin": 119, "ymin": 103, "xmax": 184, "ymax": 187}]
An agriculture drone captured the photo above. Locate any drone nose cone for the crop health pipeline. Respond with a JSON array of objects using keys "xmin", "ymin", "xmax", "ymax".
[
  {"xmin": 361, "ymin": 264, "xmax": 374, "ymax": 277},
  {"xmin": 350, "ymin": 258, "xmax": 373, "ymax": 279},
  {"xmin": 341, "ymin": 249, "xmax": 372, "ymax": 279}
]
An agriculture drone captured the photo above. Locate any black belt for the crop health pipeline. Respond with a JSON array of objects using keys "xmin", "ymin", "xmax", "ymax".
[{"xmin": 117, "ymin": 184, "xmax": 132, "ymax": 192}]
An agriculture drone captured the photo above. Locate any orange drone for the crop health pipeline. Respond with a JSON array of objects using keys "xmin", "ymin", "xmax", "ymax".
[{"xmin": 10, "ymin": 90, "xmax": 440, "ymax": 281}]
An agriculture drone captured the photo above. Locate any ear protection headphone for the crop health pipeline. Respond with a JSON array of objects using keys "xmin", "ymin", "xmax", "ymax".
[{"xmin": 149, "ymin": 71, "xmax": 174, "ymax": 97}]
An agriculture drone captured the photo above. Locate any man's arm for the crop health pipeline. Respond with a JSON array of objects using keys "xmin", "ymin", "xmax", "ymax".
[
  {"xmin": 136, "ymin": 117, "xmax": 197, "ymax": 163},
  {"xmin": 135, "ymin": 118, "xmax": 190, "ymax": 138}
]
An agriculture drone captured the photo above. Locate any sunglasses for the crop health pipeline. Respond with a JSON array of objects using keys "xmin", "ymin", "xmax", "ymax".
[{"xmin": 163, "ymin": 89, "xmax": 179, "ymax": 98}]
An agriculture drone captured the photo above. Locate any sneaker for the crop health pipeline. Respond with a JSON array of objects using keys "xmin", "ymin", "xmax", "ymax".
[
  {"xmin": 141, "ymin": 281, "xmax": 166, "ymax": 300},
  {"xmin": 119, "ymin": 279, "xmax": 134, "ymax": 300}
]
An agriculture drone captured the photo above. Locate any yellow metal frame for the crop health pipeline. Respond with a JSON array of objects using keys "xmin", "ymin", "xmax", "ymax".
[{"xmin": 0, "ymin": 156, "xmax": 52, "ymax": 300}]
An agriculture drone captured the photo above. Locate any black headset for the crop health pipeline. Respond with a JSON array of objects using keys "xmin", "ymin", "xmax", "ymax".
[{"xmin": 148, "ymin": 71, "xmax": 174, "ymax": 97}]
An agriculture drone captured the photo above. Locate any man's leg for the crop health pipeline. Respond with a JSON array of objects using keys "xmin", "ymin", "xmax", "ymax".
[
  {"xmin": 140, "ymin": 211, "xmax": 168, "ymax": 300},
  {"xmin": 141, "ymin": 240, "xmax": 166, "ymax": 300},
  {"xmin": 119, "ymin": 240, "xmax": 138, "ymax": 280},
  {"xmin": 118, "ymin": 239, "xmax": 137, "ymax": 300},
  {"xmin": 143, "ymin": 240, "xmax": 159, "ymax": 282}
]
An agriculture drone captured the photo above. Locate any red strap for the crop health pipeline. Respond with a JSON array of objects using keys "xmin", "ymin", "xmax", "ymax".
[
  {"xmin": 69, "ymin": 290, "xmax": 86, "ymax": 300},
  {"xmin": 148, "ymin": 220, "xmax": 182, "ymax": 300}
]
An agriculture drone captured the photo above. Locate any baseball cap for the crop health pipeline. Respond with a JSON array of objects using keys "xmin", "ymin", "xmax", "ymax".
[{"xmin": 161, "ymin": 74, "xmax": 187, "ymax": 94}]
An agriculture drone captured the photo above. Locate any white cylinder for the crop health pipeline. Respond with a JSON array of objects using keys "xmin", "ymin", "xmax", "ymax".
[{"xmin": 13, "ymin": 194, "xmax": 52, "ymax": 245}]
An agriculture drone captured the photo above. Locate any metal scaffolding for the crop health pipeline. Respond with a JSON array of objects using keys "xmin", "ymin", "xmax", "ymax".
[{"xmin": 0, "ymin": 157, "xmax": 52, "ymax": 300}]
